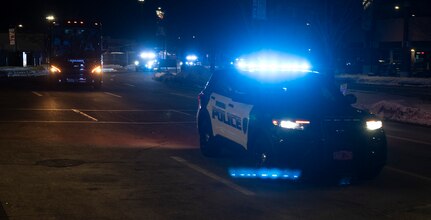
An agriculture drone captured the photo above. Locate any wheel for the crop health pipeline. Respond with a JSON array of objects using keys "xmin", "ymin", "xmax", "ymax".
[
  {"xmin": 249, "ymin": 135, "xmax": 277, "ymax": 168},
  {"xmin": 199, "ymin": 119, "xmax": 221, "ymax": 157}
]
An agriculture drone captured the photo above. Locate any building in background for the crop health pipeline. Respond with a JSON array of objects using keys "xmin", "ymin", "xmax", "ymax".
[
  {"xmin": 362, "ymin": 0, "xmax": 431, "ymax": 76},
  {"xmin": 0, "ymin": 31, "xmax": 46, "ymax": 67}
]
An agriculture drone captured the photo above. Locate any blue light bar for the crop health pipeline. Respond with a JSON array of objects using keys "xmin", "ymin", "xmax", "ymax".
[
  {"xmin": 228, "ymin": 168, "xmax": 301, "ymax": 180},
  {"xmin": 234, "ymin": 51, "xmax": 314, "ymax": 72},
  {"xmin": 236, "ymin": 59, "xmax": 313, "ymax": 73}
]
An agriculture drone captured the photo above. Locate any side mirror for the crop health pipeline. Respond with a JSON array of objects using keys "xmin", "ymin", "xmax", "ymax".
[{"xmin": 345, "ymin": 94, "xmax": 357, "ymax": 104}]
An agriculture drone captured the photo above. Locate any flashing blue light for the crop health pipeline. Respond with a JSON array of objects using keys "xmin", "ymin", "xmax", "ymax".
[
  {"xmin": 229, "ymin": 168, "xmax": 301, "ymax": 180},
  {"xmin": 145, "ymin": 60, "xmax": 156, "ymax": 69},
  {"xmin": 140, "ymin": 51, "xmax": 156, "ymax": 59},
  {"xmin": 338, "ymin": 177, "xmax": 352, "ymax": 186},
  {"xmin": 236, "ymin": 59, "xmax": 312, "ymax": 73},
  {"xmin": 186, "ymin": 55, "xmax": 198, "ymax": 61},
  {"xmin": 233, "ymin": 52, "xmax": 317, "ymax": 81}
]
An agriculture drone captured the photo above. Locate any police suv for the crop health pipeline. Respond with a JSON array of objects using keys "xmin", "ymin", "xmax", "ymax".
[{"xmin": 197, "ymin": 66, "xmax": 387, "ymax": 179}]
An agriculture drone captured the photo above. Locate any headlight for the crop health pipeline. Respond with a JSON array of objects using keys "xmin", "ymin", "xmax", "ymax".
[
  {"xmin": 145, "ymin": 60, "xmax": 155, "ymax": 68},
  {"xmin": 91, "ymin": 66, "xmax": 102, "ymax": 74},
  {"xmin": 366, "ymin": 120, "xmax": 383, "ymax": 130},
  {"xmin": 134, "ymin": 60, "xmax": 140, "ymax": 66},
  {"xmin": 273, "ymin": 120, "xmax": 310, "ymax": 130},
  {"xmin": 50, "ymin": 65, "xmax": 61, "ymax": 73}
]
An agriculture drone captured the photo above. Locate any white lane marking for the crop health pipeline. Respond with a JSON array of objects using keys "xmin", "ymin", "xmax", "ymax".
[
  {"xmin": 171, "ymin": 156, "xmax": 255, "ymax": 196},
  {"xmin": 124, "ymin": 83, "xmax": 135, "ymax": 87},
  {"xmin": 170, "ymin": 109, "xmax": 196, "ymax": 117},
  {"xmin": 32, "ymin": 91, "xmax": 43, "ymax": 97},
  {"xmin": 104, "ymin": 92, "xmax": 122, "ymax": 98},
  {"xmin": 385, "ymin": 166, "xmax": 431, "ymax": 182},
  {"xmin": 169, "ymin": 93, "xmax": 196, "ymax": 100},
  {"xmin": 0, "ymin": 121, "xmax": 195, "ymax": 125},
  {"xmin": 71, "ymin": 109, "xmax": 98, "ymax": 121},
  {"xmin": 387, "ymin": 135, "xmax": 431, "ymax": 146}
]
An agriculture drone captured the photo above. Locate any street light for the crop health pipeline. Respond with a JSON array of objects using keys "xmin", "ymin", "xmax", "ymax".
[
  {"xmin": 156, "ymin": 7, "xmax": 165, "ymax": 20},
  {"xmin": 46, "ymin": 15, "xmax": 55, "ymax": 22}
]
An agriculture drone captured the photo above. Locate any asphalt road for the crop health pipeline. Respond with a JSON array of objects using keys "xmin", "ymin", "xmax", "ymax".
[{"xmin": 0, "ymin": 72, "xmax": 430, "ymax": 220}]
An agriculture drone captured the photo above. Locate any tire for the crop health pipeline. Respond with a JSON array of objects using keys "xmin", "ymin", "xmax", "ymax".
[{"xmin": 199, "ymin": 119, "xmax": 221, "ymax": 157}]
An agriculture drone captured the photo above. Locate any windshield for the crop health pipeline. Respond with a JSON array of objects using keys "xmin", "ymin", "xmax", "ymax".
[
  {"xmin": 260, "ymin": 74, "xmax": 348, "ymax": 114},
  {"xmin": 51, "ymin": 27, "xmax": 101, "ymax": 58}
]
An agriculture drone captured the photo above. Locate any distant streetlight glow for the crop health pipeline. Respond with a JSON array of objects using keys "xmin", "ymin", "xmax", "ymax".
[
  {"xmin": 18, "ymin": 24, "xmax": 23, "ymax": 28},
  {"xmin": 46, "ymin": 15, "xmax": 55, "ymax": 21},
  {"xmin": 156, "ymin": 7, "xmax": 165, "ymax": 20},
  {"xmin": 394, "ymin": 5, "xmax": 400, "ymax": 10},
  {"xmin": 186, "ymin": 55, "xmax": 198, "ymax": 61}
]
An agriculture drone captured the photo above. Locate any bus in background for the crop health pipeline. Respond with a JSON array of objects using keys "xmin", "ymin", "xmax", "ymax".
[{"xmin": 47, "ymin": 20, "xmax": 103, "ymax": 89}]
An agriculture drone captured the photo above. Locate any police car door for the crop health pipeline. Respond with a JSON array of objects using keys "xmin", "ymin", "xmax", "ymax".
[
  {"xmin": 227, "ymin": 78, "xmax": 254, "ymax": 149},
  {"xmin": 206, "ymin": 78, "xmax": 234, "ymax": 140},
  {"xmin": 206, "ymin": 72, "xmax": 253, "ymax": 149}
]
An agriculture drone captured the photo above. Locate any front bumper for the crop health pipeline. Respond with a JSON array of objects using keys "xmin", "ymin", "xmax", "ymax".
[
  {"xmin": 270, "ymin": 128, "xmax": 387, "ymax": 177},
  {"xmin": 49, "ymin": 72, "xmax": 102, "ymax": 84}
]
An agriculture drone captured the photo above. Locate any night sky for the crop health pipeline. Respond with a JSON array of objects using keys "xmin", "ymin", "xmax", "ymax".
[
  {"xmin": 3, "ymin": 0, "xmax": 319, "ymax": 55},
  {"xmin": 15, "ymin": 0, "xmax": 431, "ymax": 63},
  {"xmin": 3, "ymin": 1, "xmax": 253, "ymax": 49}
]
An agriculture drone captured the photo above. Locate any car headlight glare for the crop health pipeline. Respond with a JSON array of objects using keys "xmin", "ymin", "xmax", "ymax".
[
  {"xmin": 366, "ymin": 120, "xmax": 382, "ymax": 130},
  {"xmin": 91, "ymin": 66, "xmax": 102, "ymax": 74},
  {"xmin": 273, "ymin": 120, "xmax": 310, "ymax": 130},
  {"xmin": 50, "ymin": 65, "xmax": 61, "ymax": 73}
]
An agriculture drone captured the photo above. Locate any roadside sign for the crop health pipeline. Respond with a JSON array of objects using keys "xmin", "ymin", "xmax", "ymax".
[{"xmin": 9, "ymin": 28, "xmax": 16, "ymax": 46}]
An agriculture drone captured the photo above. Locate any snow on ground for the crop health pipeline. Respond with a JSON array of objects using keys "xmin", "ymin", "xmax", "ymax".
[
  {"xmin": 351, "ymin": 90, "xmax": 431, "ymax": 126},
  {"xmin": 336, "ymin": 74, "xmax": 431, "ymax": 87},
  {"xmin": 369, "ymin": 101, "xmax": 431, "ymax": 126},
  {"xmin": 0, "ymin": 66, "xmax": 48, "ymax": 77},
  {"xmin": 341, "ymin": 74, "xmax": 431, "ymax": 126},
  {"xmin": 102, "ymin": 64, "xmax": 137, "ymax": 72}
]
